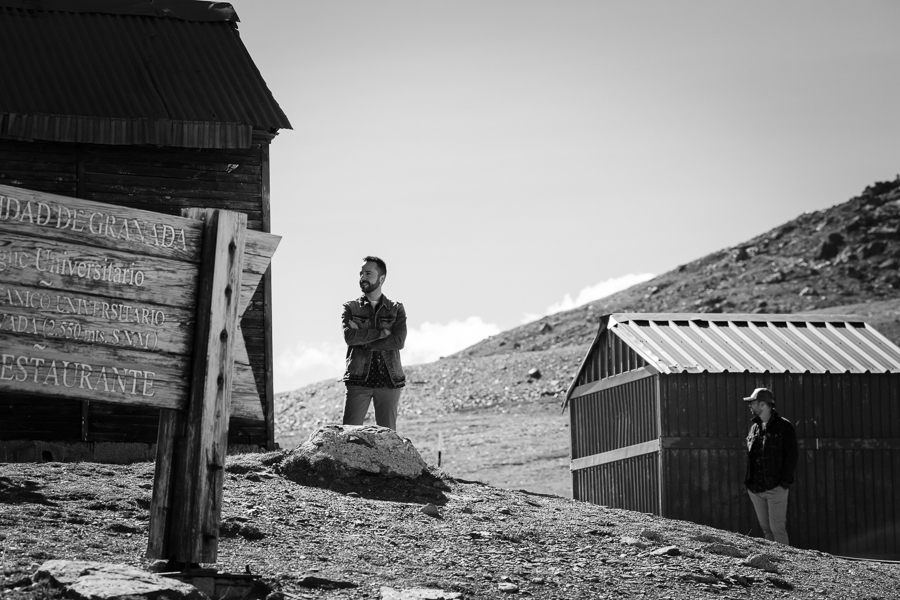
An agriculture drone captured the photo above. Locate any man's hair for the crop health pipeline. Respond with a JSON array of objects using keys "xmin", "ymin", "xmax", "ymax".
[{"xmin": 362, "ymin": 255, "xmax": 387, "ymax": 277}]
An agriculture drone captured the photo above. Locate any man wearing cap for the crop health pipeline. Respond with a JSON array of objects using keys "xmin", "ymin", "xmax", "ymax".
[{"xmin": 743, "ymin": 387, "xmax": 799, "ymax": 545}]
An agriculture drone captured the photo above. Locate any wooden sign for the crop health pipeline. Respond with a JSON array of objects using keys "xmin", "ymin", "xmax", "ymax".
[
  {"xmin": 0, "ymin": 184, "xmax": 278, "ymax": 420},
  {"xmin": 0, "ymin": 184, "xmax": 281, "ymax": 565}
]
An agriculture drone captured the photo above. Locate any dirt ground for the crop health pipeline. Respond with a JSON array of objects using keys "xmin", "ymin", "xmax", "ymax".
[{"xmin": 2, "ymin": 456, "xmax": 899, "ymax": 600}]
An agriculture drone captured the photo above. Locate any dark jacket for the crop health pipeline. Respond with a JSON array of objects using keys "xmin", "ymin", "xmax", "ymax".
[
  {"xmin": 744, "ymin": 410, "xmax": 798, "ymax": 493},
  {"xmin": 342, "ymin": 294, "xmax": 407, "ymax": 387}
]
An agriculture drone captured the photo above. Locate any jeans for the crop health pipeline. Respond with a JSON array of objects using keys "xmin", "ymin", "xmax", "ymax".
[
  {"xmin": 343, "ymin": 385, "xmax": 401, "ymax": 430},
  {"xmin": 748, "ymin": 486, "xmax": 790, "ymax": 545}
]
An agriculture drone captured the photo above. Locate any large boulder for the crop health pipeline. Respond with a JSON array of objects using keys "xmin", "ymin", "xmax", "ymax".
[
  {"xmin": 33, "ymin": 560, "xmax": 207, "ymax": 600},
  {"xmin": 280, "ymin": 425, "xmax": 429, "ymax": 481}
]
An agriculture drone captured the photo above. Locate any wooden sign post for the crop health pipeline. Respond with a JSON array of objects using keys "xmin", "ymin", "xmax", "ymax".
[{"xmin": 0, "ymin": 184, "xmax": 278, "ymax": 564}]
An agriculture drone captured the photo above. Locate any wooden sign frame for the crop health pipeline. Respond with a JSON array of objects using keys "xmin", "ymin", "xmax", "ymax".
[{"xmin": 0, "ymin": 185, "xmax": 278, "ymax": 563}]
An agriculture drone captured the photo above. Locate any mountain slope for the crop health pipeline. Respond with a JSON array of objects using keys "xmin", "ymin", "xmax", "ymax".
[{"xmin": 457, "ymin": 178, "xmax": 900, "ymax": 358}]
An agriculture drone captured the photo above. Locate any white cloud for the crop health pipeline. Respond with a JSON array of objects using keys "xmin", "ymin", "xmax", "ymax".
[
  {"xmin": 522, "ymin": 272, "xmax": 655, "ymax": 323},
  {"xmin": 275, "ymin": 341, "xmax": 346, "ymax": 393},
  {"xmin": 403, "ymin": 316, "xmax": 501, "ymax": 365},
  {"xmin": 275, "ymin": 315, "xmax": 501, "ymax": 392}
]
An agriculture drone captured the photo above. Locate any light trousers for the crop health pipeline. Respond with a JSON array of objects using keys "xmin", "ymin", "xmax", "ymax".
[
  {"xmin": 343, "ymin": 385, "xmax": 401, "ymax": 430},
  {"xmin": 748, "ymin": 486, "xmax": 790, "ymax": 545}
]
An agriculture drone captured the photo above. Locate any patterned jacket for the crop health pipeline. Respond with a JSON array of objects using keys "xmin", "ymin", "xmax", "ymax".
[{"xmin": 341, "ymin": 294, "xmax": 406, "ymax": 387}]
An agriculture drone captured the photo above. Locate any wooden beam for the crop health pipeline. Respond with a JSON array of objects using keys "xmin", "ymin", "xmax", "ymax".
[
  {"xmin": 260, "ymin": 141, "xmax": 275, "ymax": 451},
  {"xmin": 570, "ymin": 439, "xmax": 660, "ymax": 471},
  {"xmin": 147, "ymin": 208, "xmax": 246, "ymax": 563},
  {"xmin": 567, "ymin": 366, "xmax": 658, "ymax": 401}
]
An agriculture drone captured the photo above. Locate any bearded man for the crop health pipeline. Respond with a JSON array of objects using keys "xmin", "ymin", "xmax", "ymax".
[{"xmin": 341, "ymin": 256, "xmax": 407, "ymax": 430}]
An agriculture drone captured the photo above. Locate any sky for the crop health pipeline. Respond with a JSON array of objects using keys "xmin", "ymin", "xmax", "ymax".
[{"xmin": 231, "ymin": 1, "xmax": 900, "ymax": 392}]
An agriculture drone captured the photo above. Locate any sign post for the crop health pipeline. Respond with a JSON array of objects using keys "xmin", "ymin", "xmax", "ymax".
[{"xmin": 0, "ymin": 184, "xmax": 278, "ymax": 564}]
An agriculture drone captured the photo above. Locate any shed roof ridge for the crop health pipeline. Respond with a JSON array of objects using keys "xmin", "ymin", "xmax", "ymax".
[{"xmin": 0, "ymin": 0, "xmax": 239, "ymax": 22}]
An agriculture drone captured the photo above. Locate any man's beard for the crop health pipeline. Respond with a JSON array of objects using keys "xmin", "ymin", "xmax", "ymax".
[{"xmin": 360, "ymin": 280, "xmax": 376, "ymax": 292}]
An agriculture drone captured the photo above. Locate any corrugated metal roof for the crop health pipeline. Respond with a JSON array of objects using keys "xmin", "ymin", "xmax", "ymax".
[
  {"xmin": 0, "ymin": 1, "xmax": 291, "ymax": 148},
  {"xmin": 606, "ymin": 313, "xmax": 900, "ymax": 375}
]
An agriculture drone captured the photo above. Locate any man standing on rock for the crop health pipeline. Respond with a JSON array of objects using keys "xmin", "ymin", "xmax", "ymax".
[
  {"xmin": 743, "ymin": 387, "xmax": 798, "ymax": 545},
  {"xmin": 341, "ymin": 256, "xmax": 407, "ymax": 430}
]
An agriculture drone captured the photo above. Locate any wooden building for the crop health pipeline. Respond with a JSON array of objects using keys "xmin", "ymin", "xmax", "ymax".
[
  {"xmin": 565, "ymin": 313, "xmax": 900, "ymax": 559},
  {"xmin": 0, "ymin": 0, "xmax": 291, "ymax": 457}
]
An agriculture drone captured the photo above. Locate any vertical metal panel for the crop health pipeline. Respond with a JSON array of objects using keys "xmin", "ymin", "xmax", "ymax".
[
  {"xmin": 654, "ymin": 371, "xmax": 900, "ymax": 558},
  {"xmin": 569, "ymin": 376, "xmax": 659, "ymax": 459},
  {"xmin": 573, "ymin": 453, "xmax": 660, "ymax": 514}
]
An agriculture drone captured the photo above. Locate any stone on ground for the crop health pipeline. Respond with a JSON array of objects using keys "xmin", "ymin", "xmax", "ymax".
[
  {"xmin": 33, "ymin": 560, "xmax": 207, "ymax": 600},
  {"xmin": 380, "ymin": 587, "xmax": 461, "ymax": 599},
  {"xmin": 280, "ymin": 425, "xmax": 428, "ymax": 480}
]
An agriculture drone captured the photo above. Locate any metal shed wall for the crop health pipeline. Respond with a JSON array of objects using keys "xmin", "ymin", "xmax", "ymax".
[
  {"xmin": 573, "ymin": 453, "xmax": 660, "ymax": 514},
  {"xmin": 0, "ymin": 138, "xmax": 274, "ymax": 448},
  {"xmin": 659, "ymin": 371, "xmax": 900, "ymax": 559}
]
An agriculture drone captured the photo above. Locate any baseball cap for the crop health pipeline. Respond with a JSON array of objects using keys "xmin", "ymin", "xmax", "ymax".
[{"xmin": 743, "ymin": 387, "xmax": 775, "ymax": 404}]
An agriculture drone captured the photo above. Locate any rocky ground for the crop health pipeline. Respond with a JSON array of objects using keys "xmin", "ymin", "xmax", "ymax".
[
  {"xmin": 275, "ymin": 348, "xmax": 583, "ymax": 497},
  {"xmin": 2, "ymin": 456, "xmax": 899, "ymax": 600}
]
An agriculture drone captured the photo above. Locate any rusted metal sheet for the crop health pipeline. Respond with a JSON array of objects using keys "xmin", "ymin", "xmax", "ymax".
[{"xmin": 0, "ymin": 3, "xmax": 291, "ymax": 149}]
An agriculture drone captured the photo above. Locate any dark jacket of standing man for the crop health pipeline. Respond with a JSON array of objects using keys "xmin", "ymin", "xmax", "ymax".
[
  {"xmin": 341, "ymin": 256, "xmax": 407, "ymax": 430},
  {"xmin": 743, "ymin": 387, "xmax": 798, "ymax": 545}
]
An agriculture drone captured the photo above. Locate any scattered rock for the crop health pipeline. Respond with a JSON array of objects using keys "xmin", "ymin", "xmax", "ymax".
[
  {"xmin": 767, "ymin": 576, "xmax": 795, "ymax": 590},
  {"xmin": 32, "ymin": 560, "xmax": 207, "ymax": 600},
  {"xmin": 826, "ymin": 232, "xmax": 845, "ymax": 246},
  {"xmin": 538, "ymin": 323, "xmax": 553, "ymax": 334},
  {"xmin": 799, "ymin": 286, "xmax": 817, "ymax": 297},
  {"xmin": 498, "ymin": 507, "xmax": 512, "ymax": 515},
  {"xmin": 744, "ymin": 554, "xmax": 781, "ymax": 574},
  {"xmin": 860, "ymin": 240, "xmax": 887, "ymax": 259},
  {"xmin": 836, "ymin": 247, "xmax": 858, "ymax": 263},
  {"xmin": 704, "ymin": 543, "xmax": 747, "ymax": 558},
  {"xmin": 762, "ymin": 271, "xmax": 785, "ymax": 284},
  {"xmin": 878, "ymin": 258, "xmax": 899, "ymax": 270},
  {"xmin": 527, "ymin": 368, "xmax": 542, "ymax": 380},
  {"xmin": 732, "ymin": 247, "xmax": 749, "ymax": 261},
  {"xmin": 380, "ymin": 588, "xmax": 461, "ymax": 600},
  {"xmin": 682, "ymin": 573, "xmax": 719, "ymax": 585},
  {"xmin": 497, "ymin": 582, "xmax": 519, "ymax": 593},
  {"xmin": 650, "ymin": 545, "xmax": 680, "ymax": 556},
  {"xmin": 620, "ymin": 536, "xmax": 648, "ymax": 549},
  {"xmin": 640, "ymin": 529, "xmax": 665, "ymax": 542},
  {"xmin": 220, "ymin": 518, "xmax": 265, "ymax": 541},
  {"xmin": 421, "ymin": 503, "xmax": 440, "ymax": 518},
  {"xmin": 279, "ymin": 425, "xmax": 428, "ymax": 481},
  {"xmin": 297, "ymin": 575, "xmax": 357, "ymax": 590}
]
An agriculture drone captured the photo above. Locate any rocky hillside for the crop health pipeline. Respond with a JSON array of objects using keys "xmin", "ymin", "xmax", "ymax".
[{"xmin": 459, "ymin": 178, "xmax": 900, "ymax": 357}]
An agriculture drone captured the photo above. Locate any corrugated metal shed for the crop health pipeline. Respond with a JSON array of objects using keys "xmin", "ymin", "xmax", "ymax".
[
  {"xmin": 566, "ymin": 312, "xmax": 900, "ymax": 559},
  {"xmin": 582, "ymin": 313, "xmax": 900, "ymax": 381},
  {"xmin": 0, "ymin": 0, "xmax": 291, "ymax": 148}
]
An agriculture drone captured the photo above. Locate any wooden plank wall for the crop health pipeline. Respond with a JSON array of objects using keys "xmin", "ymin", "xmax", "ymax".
[
  {"xmin": 0, "ymin": 139, "xmax": 271, "ymax": 447},
  {"xmin": 658, "ymin": 372, "xmax": 900, "ymax": 559},
  {"xmin": 572, "ymin": 453, "xmax": 660, "ymax": 515}
]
